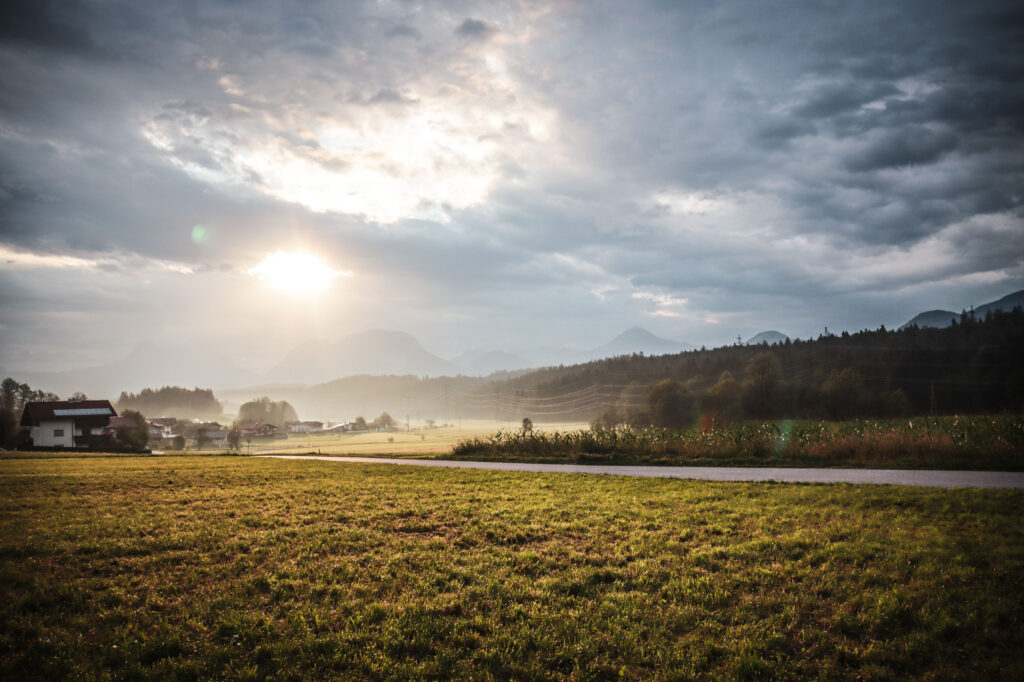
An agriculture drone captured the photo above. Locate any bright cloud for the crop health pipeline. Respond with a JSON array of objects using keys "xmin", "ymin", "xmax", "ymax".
[
  {"xmin": 0, "ymin": 246, "xmax": 195, "ymax": 275},
  {"xmin": 140, "ymin": 40, "xmax": 560, "ymax": 224},
  {"xmin": 632, "ymin": 291, "xmax": 689, "ymax": 318}
]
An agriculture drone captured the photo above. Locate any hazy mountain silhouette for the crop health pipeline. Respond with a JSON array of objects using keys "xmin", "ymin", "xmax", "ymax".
[
  {"xmin": 588, "ymin": 327, "xmax": 695, "ymax": 358},
  {"xmin": 900, "ymin": 289, "xmax": 1024, "ymax": 329},
  {"xmin": 267, "ymin": 327, "xmax": 697, "ymax": 383},
  {"xmin": 222, "ymin": 328, "xmax": 695, "ymax": 420},
  {"xmin": 746, "ymin": 330, "xmax": 790, "ymax": 345},
  {"xmin": 505, "ymin": 327, "xmax": 695, "ymax": 368},
  {"xmin": 21, "ymin": 288, "xmax": 1024, "ymax": 407},
  {"xmin": 266, "ymin": 330, "xmax": 458, "ymax": 384},
  {"xmin": 221, "ymin": 374, "xmax": 492, "ymax": 423},
  {"xmin": 451, "ymin": 350, "xmax": 533, "ymax": 376},
  {"xmin": 211, "ymin": 292, "xmax": 1024, "ymax": 420}
]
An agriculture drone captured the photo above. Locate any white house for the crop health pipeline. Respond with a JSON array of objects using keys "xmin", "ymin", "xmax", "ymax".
[
  {"xmin": 288, "ymin": 420, "xmax": 324, "ymax": 434},
  {"xmin": 20, "ymin": 399, "xmax": 117, "ymax": 449}
]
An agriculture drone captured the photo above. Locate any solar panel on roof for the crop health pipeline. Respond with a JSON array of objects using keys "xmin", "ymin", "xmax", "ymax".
[{"xmin": 53, "ymin": 408, "xmax": 113, "ymax": 416}]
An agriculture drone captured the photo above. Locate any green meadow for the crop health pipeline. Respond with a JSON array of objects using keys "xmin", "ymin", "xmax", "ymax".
[
  {"xmin": 241, "ymin": 421, "xmax": 587, "ymax": 457},
  {"xmin": 1, "ymin": 456, "xmax": 1021, "ymax": 680}
]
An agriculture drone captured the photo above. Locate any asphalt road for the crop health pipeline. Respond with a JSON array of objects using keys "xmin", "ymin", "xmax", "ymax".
[{"xmin": 259, "ymin": 455, "xmax": 1024, "ymax": 489}]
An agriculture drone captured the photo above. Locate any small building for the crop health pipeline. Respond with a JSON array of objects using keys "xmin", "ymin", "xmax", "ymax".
[
  {"xmin": 20, "ymin": 400, "xmax": 117, "ymax": 449},
  {"xmin": 288, "ymin": 420, "xmax": 324, "ymax": 434},
  {"xmin": 324, "ymin": 421, "xmax": 366, "ymax": 433},
  {"xmin": 239, "ymin": 422, "xmax": 279, "ymax": 440},
  {"xmin": 106, "ymin": 416, "xmax": 140, "ymax": 431},
  {"xmin": 145, "ymin": 418, "xmax": 177, "ymax": 442},
  {"xmin": 205, "ymin": 429, "xmax": 229, "ymax": 446},
  {"xmin": 148, "ymin": 417, "xmax": 178, "ymax": 428}
]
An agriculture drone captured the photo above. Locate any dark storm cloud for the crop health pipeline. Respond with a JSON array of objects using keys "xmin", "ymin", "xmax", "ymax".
[
  {"xmin": 752, "ymin": 116, "xmax": 816, "ymax": 150},
  {"xmin": 0, "ymin": 0, "xmax": 97, "ymax": 55},
  {"xmin": 793, "ymin": 82, "xmax": 902, "ymax": 121},
  {"xmin": 519, "ymin": 0, "xmax": 1024, "ymax": 253}
]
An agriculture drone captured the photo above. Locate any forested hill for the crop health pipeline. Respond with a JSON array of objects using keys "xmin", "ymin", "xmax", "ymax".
[
  {"xmin": 117, "ymin": 386, "xmax": 223, "ymax": 419},
  {"xmin": 456, "ymin": 308, "xmax": 1024, "ymax": 422}
]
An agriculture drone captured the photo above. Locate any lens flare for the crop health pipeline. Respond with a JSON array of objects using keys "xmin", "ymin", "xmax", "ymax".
[{"xmin": 775, "ymin": 419, "xmax": 793, "ymax": 456}]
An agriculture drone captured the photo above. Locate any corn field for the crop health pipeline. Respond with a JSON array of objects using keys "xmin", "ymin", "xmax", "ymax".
[{"xmin": 450, "ymin": 416, "xmax": 1024, "ymax": 469}]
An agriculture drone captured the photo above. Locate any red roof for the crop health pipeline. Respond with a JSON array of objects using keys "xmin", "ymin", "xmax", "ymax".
[
  {"xmin": 20, "ymin": 400, "xmax": 117, "ymax": 427},
  {"xmin": 107, "ymin": 416, "xmax": 141, "ymax": 429},
  {"xmin": 239, "ymin": 422, "xmax": 277, "ymax": 434}
]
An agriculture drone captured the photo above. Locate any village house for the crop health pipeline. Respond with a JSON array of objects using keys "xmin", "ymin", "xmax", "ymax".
[
  {"xmin": 287, "ymin": 420, "xmax": 324, "ymax": 434},
  {"xmin": 323, "ymin": 421, "xmax": 370, "ymax": 433},
  {"xmin": 239, "ymin": 422, "xmax": 280, "ymax": 440},
  {"xmin": 203, "ymin": 429, "xmax": 229, "ymax": 448},
  {"xmin": 19, "ymin": 399, "xmax": 117, "ymax": 450}
]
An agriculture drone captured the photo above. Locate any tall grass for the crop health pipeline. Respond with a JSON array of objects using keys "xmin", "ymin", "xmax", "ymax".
[{"xmin": 450, "ymin": 416, "xmax": 1024, "ymax": 469}]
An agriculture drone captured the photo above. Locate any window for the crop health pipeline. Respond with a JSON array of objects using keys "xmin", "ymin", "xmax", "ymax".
[{"xmin": 54, "ymin": 429, "xmax": 64, "ymax": 437}]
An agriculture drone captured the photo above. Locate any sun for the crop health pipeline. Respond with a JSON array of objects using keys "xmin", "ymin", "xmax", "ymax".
[{"xmin": 247, "ymin": 251, "xmax": 346, "ymax": 295}]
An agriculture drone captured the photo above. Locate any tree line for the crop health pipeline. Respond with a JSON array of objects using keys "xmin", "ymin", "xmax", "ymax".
[
  {"xmin": 117, "ymin": 386, "xmax": 223, "ymax": 419},
  {"xmin": 473, "ymin": 307, "xmax": 1024, "ymax": 424},
  {"xmin": 236, "ymin": 397, "xmax": 298, "ymax": 427},
  {"xmin": 0, "ymin": 378, "xmax": 61, "ymax": 445}
]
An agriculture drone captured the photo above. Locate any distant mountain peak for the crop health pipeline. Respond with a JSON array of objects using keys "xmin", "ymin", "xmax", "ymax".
[
  {"xmin": 267, "ymin": 328, "xmax": 456, "ymax": 383},
  {"xmin": 615, "ymin": 326, "xmax": 661, "ymax": 341},
  {"xmin": 591, "ymin": 327, "xmax": 694, "ymax": 359},
  {"xmin": 746, "ymin": 330, "xmax": 790, "ymax": 345}
]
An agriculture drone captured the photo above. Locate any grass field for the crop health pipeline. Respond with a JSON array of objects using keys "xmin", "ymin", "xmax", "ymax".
[
  {"xmin": 242, "ymin": 421, "xmax": 587, "ymax": 457},
  {"xmin": 1, "ymin": 456, "xmax": 1022, "ymax": 680}
]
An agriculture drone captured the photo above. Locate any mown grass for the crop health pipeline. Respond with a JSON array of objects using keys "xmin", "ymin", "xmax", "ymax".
[
  {"xmin": 450, "ymin": 416, "xmax": 1024, "ymax": 470},
  {"xmin": 1, "ymin": 456, "xmax": 1022, "ymax": 680}
]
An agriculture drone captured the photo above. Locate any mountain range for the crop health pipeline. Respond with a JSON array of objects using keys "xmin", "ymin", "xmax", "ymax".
[
  {"xmin": 1, "ymin": 327, "xmax": 697, "ymax": 400},
  {"xmin": 5, "ymin": 288, "xmax": 1022, "ymax": 401},
  {"xmin": 266, "ymin": 330, "xmax": 459, "ymax": 385}
]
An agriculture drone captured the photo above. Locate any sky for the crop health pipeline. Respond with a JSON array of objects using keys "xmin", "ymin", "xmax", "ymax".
[{"xmin": 1, "ymin": 0, "xmax": 1023, "ymax": 376}]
